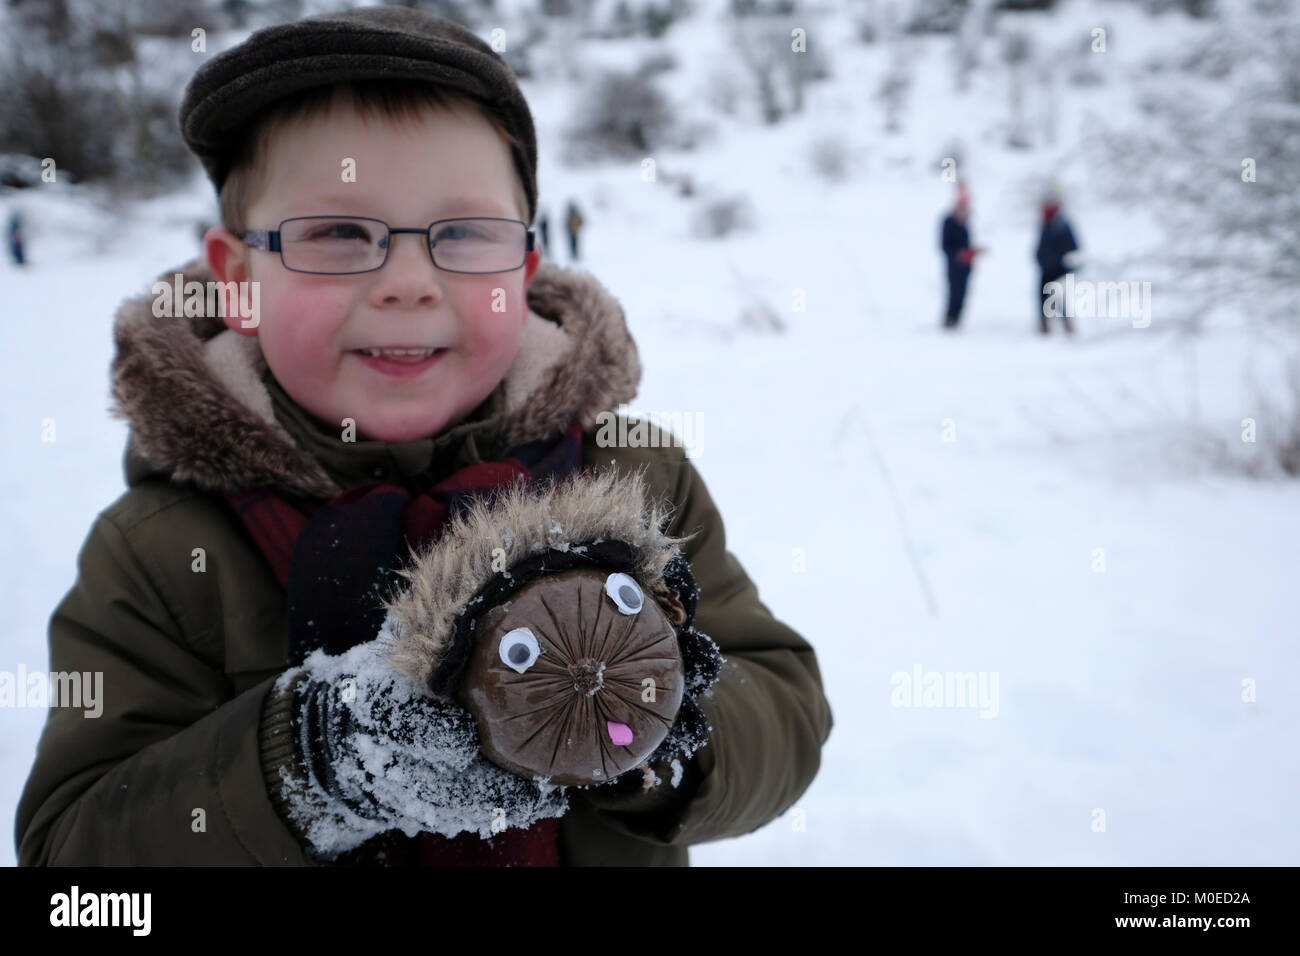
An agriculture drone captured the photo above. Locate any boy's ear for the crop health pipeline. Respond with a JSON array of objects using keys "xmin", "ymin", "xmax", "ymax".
[
  {"xmin": 521, "ymin": 247, "xmax": 541, "ymax": 298},
  {"xmin": 204, "ymin": 227, "xmax": 258, "ymax": 337}
]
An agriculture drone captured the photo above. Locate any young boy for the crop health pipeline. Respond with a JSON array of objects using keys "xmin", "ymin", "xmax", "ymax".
[{"xmin": 15, "ymin": 7, "xmax": 832, "ymax": 866}]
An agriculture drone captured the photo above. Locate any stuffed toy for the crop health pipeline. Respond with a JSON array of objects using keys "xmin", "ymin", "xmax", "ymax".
[{"xmin": 384, "ymin": 466, "xmax": 725, "ymax": 791}]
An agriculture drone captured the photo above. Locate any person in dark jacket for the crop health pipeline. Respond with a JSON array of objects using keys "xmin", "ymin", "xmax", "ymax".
[
  {"xmin": 939, "ymin": 185, "xmax": 982, "ymax": 329},
  {"xmin": 8, "ymin": 210, "xmax": 25, "ymax": 266},
  {"xmin": 1036, "ymin": 191, "xmax": 1080, "ymax": 335}
]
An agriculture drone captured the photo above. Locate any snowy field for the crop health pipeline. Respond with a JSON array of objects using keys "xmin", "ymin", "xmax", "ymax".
[{"xmin": 2, "ymin": 0, "xmax": 1297, "ymax": 865}]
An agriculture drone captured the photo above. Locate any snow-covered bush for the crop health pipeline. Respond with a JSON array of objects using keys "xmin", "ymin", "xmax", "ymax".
[
  {"xmin": 729, "ymin": 6, "xmax": 829, "ymax": 125},
  {"xmin": 731, "ymin": 14, "xmax": 788, "ymax": 125},
  {"xmin": 1066, "ymin": 23, "xmax": 1107, "ymax": 87},
  {"xmin": 498, "ymin": 14, "xmax": 550, "ymax": 80},
  {"xmin": 0, "ymin": 0, "xmax": 195, "ymax": 192},
  {"xmin": 1133, "ymin": 0, "xmax": 1215, "ymax": 18},
  {"xmin": 705, "ymin": 66, "xmax": 741, "ymax": 115},
  {"xmin": 130, "ymin": 0, "xmax": 219, "ymax": 37},
  {"xmin": 562, "ymin": 64, "xmax": 679, "ymax": 161},
  {"xmin": 0, "ymin": 154, "xmax": 50, "ymax": 190},
  {"xmin": 738, "ymin": 298, "xmax": 788, "ymax": 334},
  {"xmin": 903, "ymin": 0, "xmax": 968, "ymax": 35},
  {"xmin": 0, "ymin": 43, "xmax": 123, "ymax": 184},
  {"xmin": 730, "ymin": 0, "xmax": 798, "ymax": 16},
  {"xmin": 876, "ymin": 47, "xmax": 913, "ymax": 133},
  {"xmin": 808, "ymin": 135, "xmax": 851, "ymax": 183},
  {"xmin": 994, "ymin": 0, "xmax": 1060, "ymax": 11},
  {"xmin": 692, "ymin": 194, "xmax": 756, "ymax": 238},
  {"xmin": 1196, "ymin": 354, "xmax": 1300, "ymax": 478},
  {"xmin": 1087, "ymin": 0, "xmax": 1300, "ymax": 330},
  {"xmin": 1000, "ymin": 29, "xmax": 1032, "ymax": 149}
]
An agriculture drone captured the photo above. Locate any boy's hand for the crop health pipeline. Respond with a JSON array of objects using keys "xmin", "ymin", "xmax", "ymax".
[{"xmin": 270, "ymin": 637, "xmax": 568, "ymax": 860}]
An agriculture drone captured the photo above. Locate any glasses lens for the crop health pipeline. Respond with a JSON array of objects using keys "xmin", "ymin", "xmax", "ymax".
[
  {"xmin": 279, "ymin": 217, "xmax": 387, "ymax": 273},
  {"xmin": 430, "ymin": 219, "xmax": 526, "ymax": 273}
]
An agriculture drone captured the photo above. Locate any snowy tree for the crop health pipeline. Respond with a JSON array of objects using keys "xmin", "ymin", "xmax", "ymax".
[{"xmin": 1089, "ymin": 0, "xmax": 1300, "ymax": 330}]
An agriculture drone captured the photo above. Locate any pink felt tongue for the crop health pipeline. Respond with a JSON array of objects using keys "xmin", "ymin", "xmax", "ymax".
[{"xmin": 607, "ymin": 720, "xmax": 634, "ymax": 746}]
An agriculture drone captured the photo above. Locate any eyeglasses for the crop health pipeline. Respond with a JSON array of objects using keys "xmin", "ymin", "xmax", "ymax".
[{"xmin": 241, "ymin": 216, "xmax": 535, "ymax": 275}]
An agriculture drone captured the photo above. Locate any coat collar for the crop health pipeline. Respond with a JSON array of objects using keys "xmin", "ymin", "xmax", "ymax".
[{"xmin": 112, "ymin": 257, "xmax": 641, "ymax": 499}]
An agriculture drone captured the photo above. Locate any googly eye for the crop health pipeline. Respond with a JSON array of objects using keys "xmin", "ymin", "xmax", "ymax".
[
  {"xmin": 605, "ymin": 572, "xmax": 644, "ymax": 615},
  {"xmin": 499, "ymin": 627, "xmax": 541, "ymax": 674}
]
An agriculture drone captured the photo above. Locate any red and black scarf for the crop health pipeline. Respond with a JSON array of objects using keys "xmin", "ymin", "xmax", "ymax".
[{"xmin": 224, "ymin": 421, "xmax": 585, "ymax": 866}]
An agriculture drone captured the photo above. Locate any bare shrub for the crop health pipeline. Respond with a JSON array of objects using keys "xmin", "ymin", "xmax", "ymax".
[
  {"xmin": 563, "ymin": 64, "xmax": 678, "ymax": 162},
  {"xmin": 733, "ymin": 16, "xmax": 785, "ymax": 124},
  {"xmin": 1067, "ymin": 27, "xmax": 1107, "ymax": 87},
  {"xmin": 739, "ymin": 299, "xmax": 788, "ymax": 334},
  {"xmin": 877, "ymin": 54, "xmax": 912, "ymax": 133},
  {"xmin": 1002, "ymin": 30, "xmax": 1033, "ymax": 149},
  {"xmin": 1136, "ymin": 0, "xmax": 1215, "ymax": 17},
  {"xmin": 130, "ymin": 0, "xmax": 218, "ymax": 37},
  {"xmin": 1086, "ymin": 5, "xmax": 1300, "ymax": 330},
  {"xmin": 731, "ymin": 8, "xmax": 829, "ymax": 125},
  {"xmin": 0, "ymin": 0, "xmax": 195, "ymax": 192},
  {"xmin": 706, "ymin": 67, "xmax": 741, "ymax": 116},
  {"xmin": 809, "ymin": 135, "xmax": 851, "ymax": 183},
  {"xmin": 692, "ymin": 195, "xmax": 756, "ymax": 238},
  {"xmin": 0, "ymin": 43, "xmax": 121, "ymax": 183},
  {"xmin": 1243, "ymin": 356, "xmax": 1300, "ymax": 476}
]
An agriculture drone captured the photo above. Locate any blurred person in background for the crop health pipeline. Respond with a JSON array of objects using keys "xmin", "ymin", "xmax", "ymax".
[
  {"xmin": 9, "ymin": 210, "xmax": 25, "ymax": 266},
  {"xmin": 1036, "ymin": 184, "xmax": 1080, "ymax": 335},
  {"xmin": 566, "ymin": 199, "xmax": 584, "ymax": 262},
  {"xmin": 537, "ymin": 204, "xmax": 551, "ymax": 257},
  {"xmin": 940, "ymin": 183, "xmax": 983, "ymax": 329}
]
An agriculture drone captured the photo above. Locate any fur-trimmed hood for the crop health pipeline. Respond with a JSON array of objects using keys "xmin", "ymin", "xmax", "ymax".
[{"xmin": 109, "ymin": 257, "xmax": 643, "ymax": 499}]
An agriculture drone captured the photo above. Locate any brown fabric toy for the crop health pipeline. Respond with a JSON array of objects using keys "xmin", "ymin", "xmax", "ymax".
[
  {"xmin": 381, "ymin": 466, "xmax": 723, "ymax": 790},
  {"xmin": 457, "ymin": 567, "xmax": 685, "ymax": 786}
]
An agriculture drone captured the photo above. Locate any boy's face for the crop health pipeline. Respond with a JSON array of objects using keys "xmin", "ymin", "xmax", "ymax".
[{"xmin": 207, "ymin": 98, "xmax": 540, "ymax": 444}]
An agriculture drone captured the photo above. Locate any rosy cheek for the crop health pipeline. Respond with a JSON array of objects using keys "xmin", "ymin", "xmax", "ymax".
[
  {"xmin": 454, "ymin": 283, "xmax": 523, "ymax": 353},
  {"xmin": 262, "ymin": 283, "xmax": 353, "ymax": 357}
]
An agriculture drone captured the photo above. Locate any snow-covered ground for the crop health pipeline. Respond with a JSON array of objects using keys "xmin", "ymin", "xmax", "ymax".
[{"xmin": 2, "ymin": 0, "xmax": 1296, "ymax": 866}]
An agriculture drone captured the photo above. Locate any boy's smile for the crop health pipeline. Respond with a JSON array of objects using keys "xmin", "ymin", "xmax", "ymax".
[
  {"xmin": 352, "ymin": 347, "xmax": 448, "ymax": 374},
  {"xmin": 206, "ymin": 94, "xmax": 540, "ymax": 444}
]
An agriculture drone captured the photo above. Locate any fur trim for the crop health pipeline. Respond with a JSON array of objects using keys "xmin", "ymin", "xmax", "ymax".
[
  {"xmin": 109, "ymin": 257, "xmax": 642, "ymax": 497},
  {"xmin": 382, "ymin": 465, "xmax": 693, "ymax": 689}
]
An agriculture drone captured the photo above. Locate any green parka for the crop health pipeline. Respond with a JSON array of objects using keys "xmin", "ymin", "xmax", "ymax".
[{"xmin": 15, "ymin": 259, "xmax": 833, "ymax": 865}]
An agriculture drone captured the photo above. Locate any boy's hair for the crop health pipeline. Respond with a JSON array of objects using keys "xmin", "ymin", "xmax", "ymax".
[{"xmin": 219, "ymin": 80, "xmax": 530, "ymax": 236}]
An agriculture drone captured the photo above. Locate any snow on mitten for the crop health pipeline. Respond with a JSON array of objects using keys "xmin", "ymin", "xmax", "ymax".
[
  {"xmin": 379, "ymin": 465, "xmax": 724, "ymax": 800},
  {"xmin": 268, "ymin": 636, "xmax": 569, "ymax": 861}
]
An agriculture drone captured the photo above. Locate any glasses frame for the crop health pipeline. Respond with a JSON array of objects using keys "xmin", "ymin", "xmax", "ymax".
[{"xmin": 241, "ymin": 216, "xmax": 536, "ymax": 275}]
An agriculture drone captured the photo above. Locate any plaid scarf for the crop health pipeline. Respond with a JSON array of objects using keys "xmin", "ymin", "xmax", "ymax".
[{"xmin": 224, "ymin": 421, "xmax": 585, "ymax": 867}]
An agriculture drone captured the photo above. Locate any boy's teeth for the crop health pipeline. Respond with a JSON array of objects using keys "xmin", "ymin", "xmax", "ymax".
[{"xmin": 361, "ymin": 348, "xmax": 438, "ymax": 357}]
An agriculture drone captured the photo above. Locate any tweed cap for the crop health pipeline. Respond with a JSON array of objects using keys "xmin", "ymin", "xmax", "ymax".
[{"xmin": 178, "ymin": 6, "xmax": 537, "ymax": 224}]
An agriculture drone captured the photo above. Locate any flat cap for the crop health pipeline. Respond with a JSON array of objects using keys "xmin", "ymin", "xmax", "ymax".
[{"xmin": 179, "ymin": 6, "xmax": 537, "ymax": 224}]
